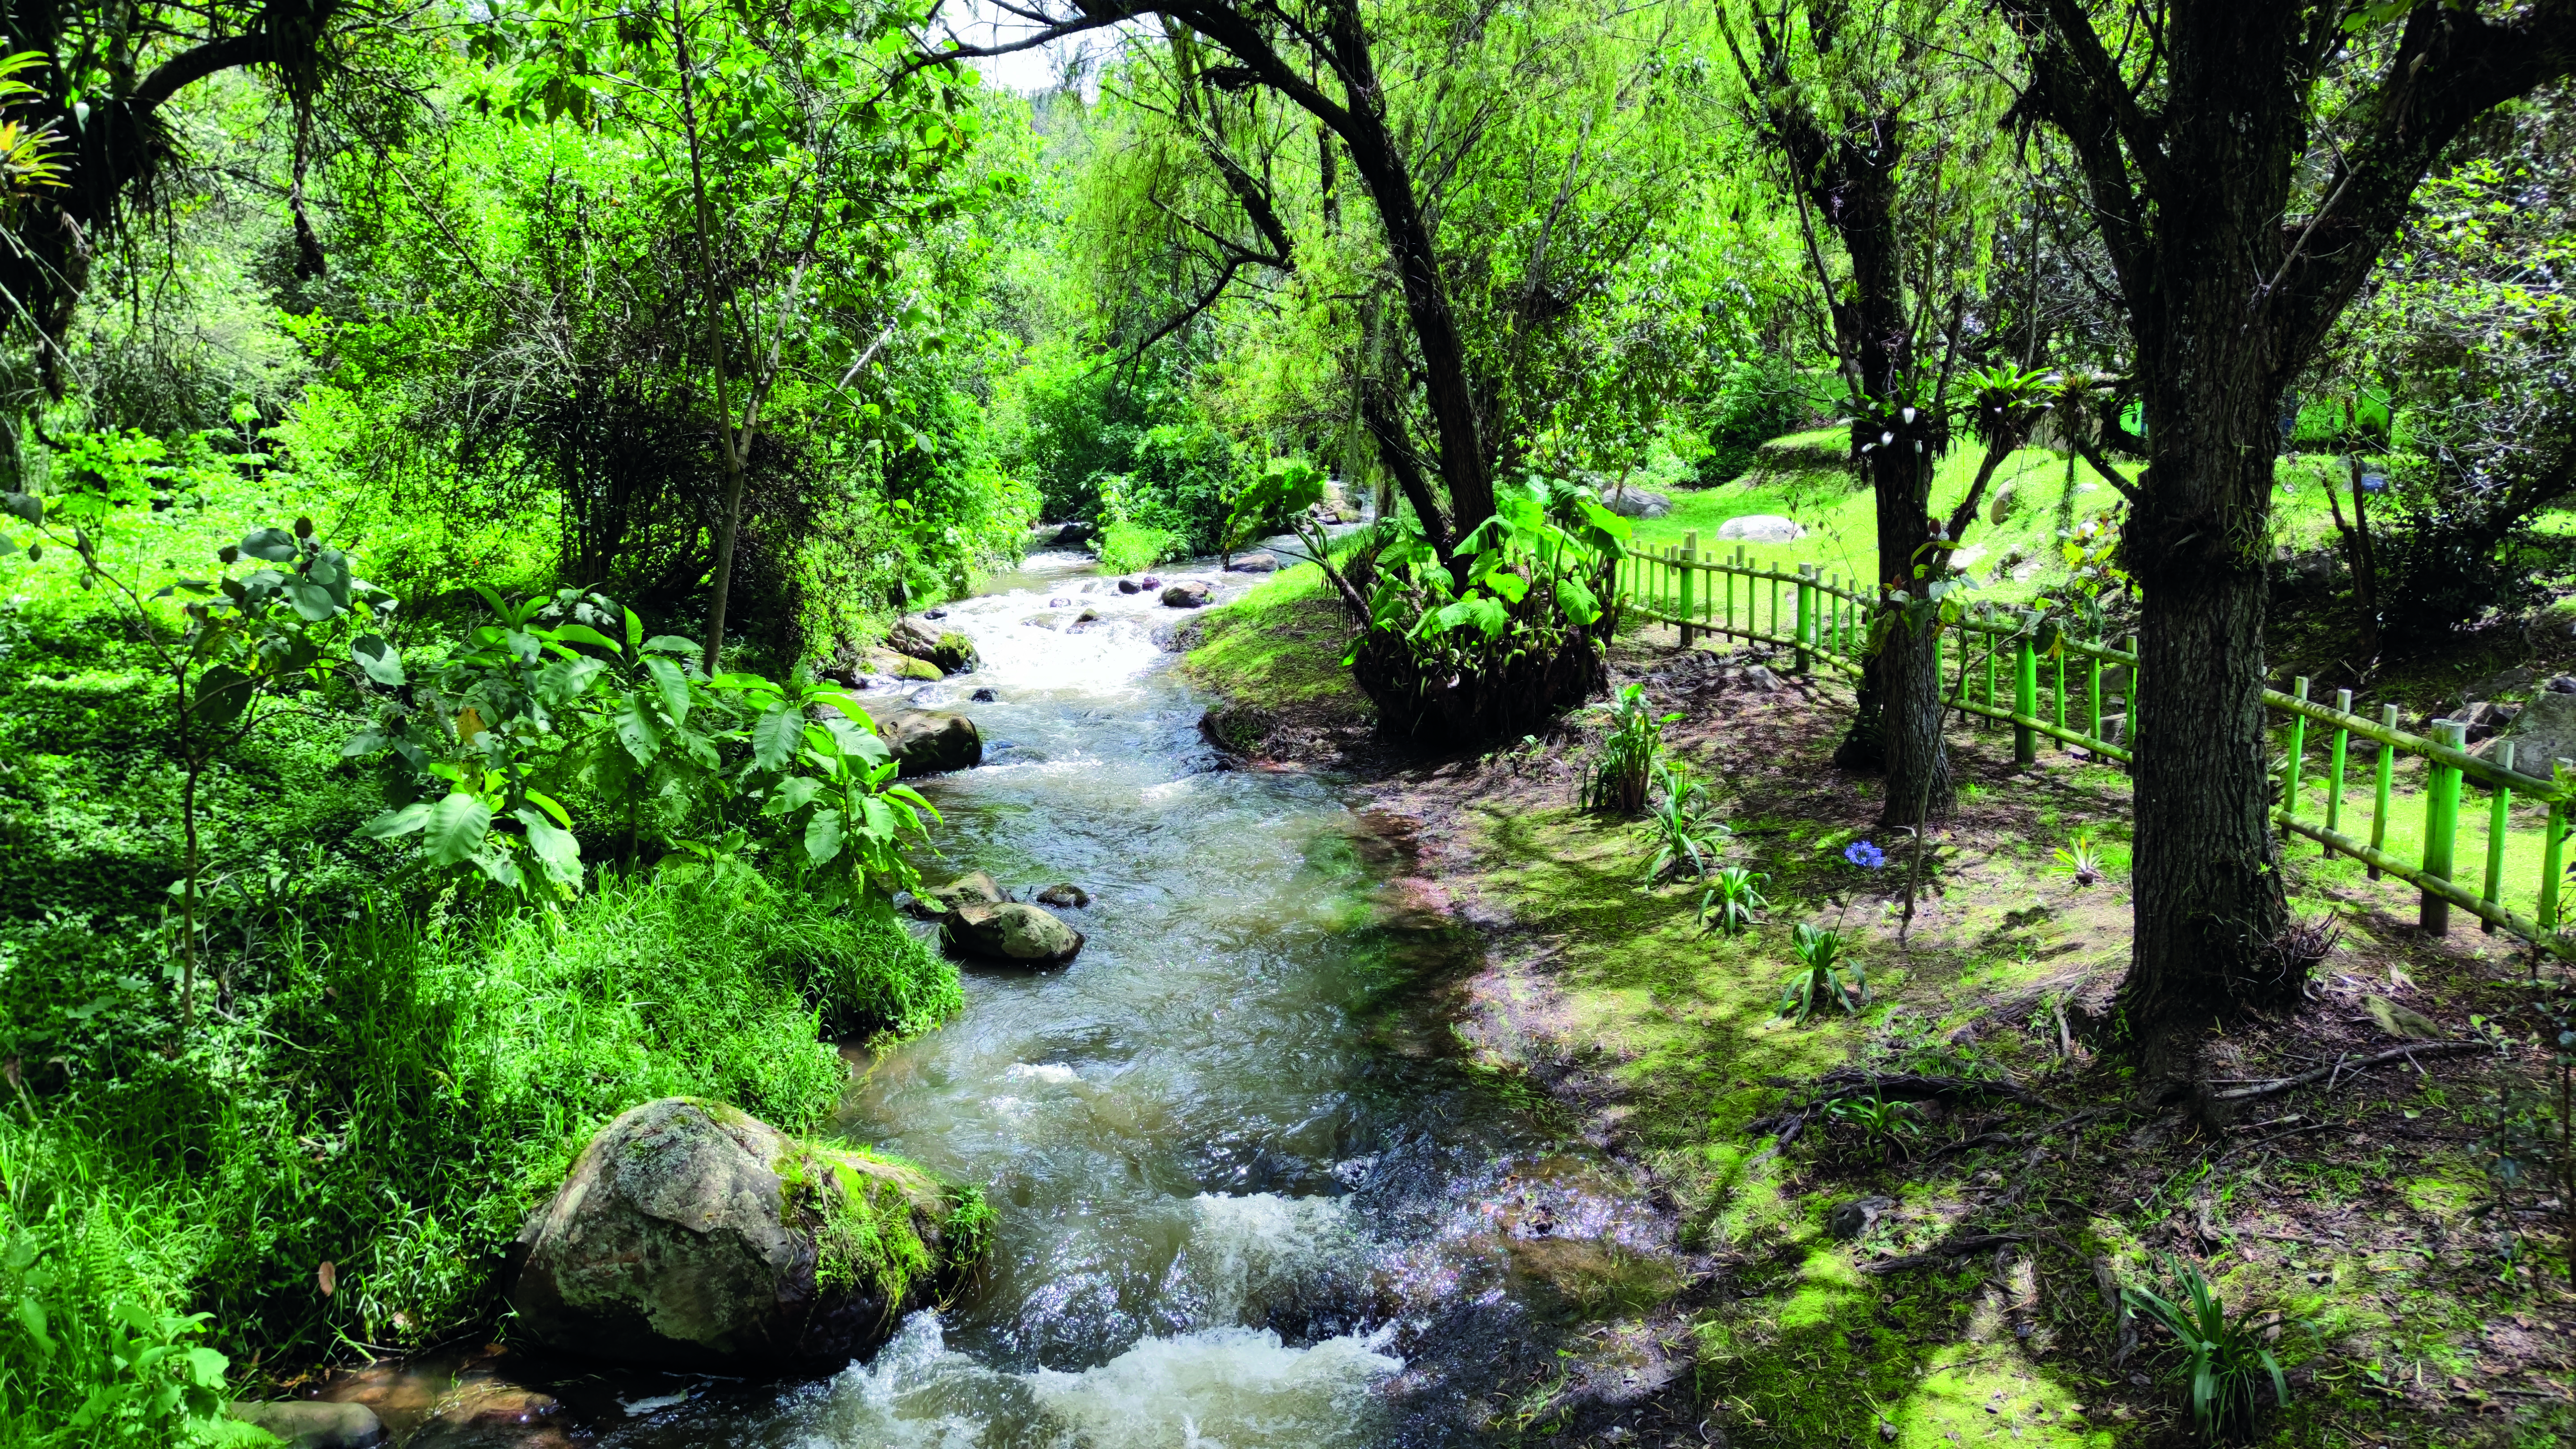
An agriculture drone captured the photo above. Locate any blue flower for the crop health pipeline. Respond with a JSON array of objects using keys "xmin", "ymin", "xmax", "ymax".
[{"xmin": 1843, "ymin": 840, "xmax": 1886, "ymax": 870}]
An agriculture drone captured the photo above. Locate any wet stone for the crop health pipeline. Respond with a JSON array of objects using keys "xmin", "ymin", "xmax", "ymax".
[
  {"xmin": 1035, "ymin": 882, "xmax": 1091, "ymax": 909},
  {"xmin": 228, "ymin": 1399, "xmax": 388, "ymax": 1449},
  {"xmin": 1161, "ymin": 580, "xmax": 1212, "ymax": 608}
]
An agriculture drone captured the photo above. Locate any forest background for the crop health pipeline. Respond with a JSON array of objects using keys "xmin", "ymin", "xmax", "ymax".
[{"xmin": 0, "ymin": 0, "xmax": 2572, "ymax": 1443}]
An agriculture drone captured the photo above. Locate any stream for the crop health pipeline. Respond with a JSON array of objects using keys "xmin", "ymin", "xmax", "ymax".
[{"xmin": 330, "ymin": 547, "xmax": 1679, "ymax": 1448}]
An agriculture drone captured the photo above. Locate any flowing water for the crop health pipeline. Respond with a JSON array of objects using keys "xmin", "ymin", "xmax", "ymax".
[{"xmin": 335, "ymin": 549, "xmax": 1679, "ymax": 1448}]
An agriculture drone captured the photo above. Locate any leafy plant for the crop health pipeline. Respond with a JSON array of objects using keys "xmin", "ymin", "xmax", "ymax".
[
  {"xmin": 6, "ymin": 467, "xmax": 394, "ymax": 1034},
  {"xmin": 1700, "ymin": 866, "xmax": 1769, "ymax": 936},
  {"xmin": 1822, "ymin": 1092, "xmax": 1920, "ymax": 1163},
  {"xmin": 1643, "ymin": 761, "xmax": 1730, "ymax": 883},
  {"xmin": 2123, "ymin": 1255, "xmax": 2292, "ymax": 1441},
  {"xmin": 1582, "ymin": 683, "xmax": 1676, "ymax": 814},
  {"xmin": 349, "ymin": 587, "xmax": 939, "ymax": 908},
  {"xmin": 2051, "ymin": 829, "xmax": 2107, "ymax": 886},
  {"xmin": 1780, "ymin": 923, "xmax": 1867, "ymax": 1023}
]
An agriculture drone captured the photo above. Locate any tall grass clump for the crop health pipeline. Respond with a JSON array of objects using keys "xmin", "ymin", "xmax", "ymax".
[{"xmin": 0, "ymin": 864, "xmax": 960, "ymax": 1416}]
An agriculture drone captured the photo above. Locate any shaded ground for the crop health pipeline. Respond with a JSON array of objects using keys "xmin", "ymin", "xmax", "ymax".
[{"xmin": 1182, "ymin": 572, "xmax": 2576, "ymax": 1449}]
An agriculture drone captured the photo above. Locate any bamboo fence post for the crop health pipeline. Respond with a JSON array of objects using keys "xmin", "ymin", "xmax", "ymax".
[
  {"xmin": 1793, "ymin": 564, "xmax": 1814, "ymax": 671},
  {"xmin": 2281, "ymin": 678, "xmax": 2309, "ymax": 836},
  {"xmin": 2087, "ymin": 641, "xmax": 2103, "ymax": 744},
  {"xmin": 2052, "ymin": 647, "xmax": 2066, "ymax": 744},
  {"xmin": 2421, "ymin": 720, "xmax": 2466, "ymax": 936},
  {"xmin": 2326, "ymin": 689, "xmax": 2352, "ymax": 837},
  {"xmin": 2013, "ymin": 623, "xmax": 2038, "ymax": 766},
  {"xmin": 2482, "ymin": 740, "xmax": 2514, "ymax": 933},
  {"xmin": 1983, "ymin": 612, "xmax": 2000, "ymax": 728},
  {"xmin": 2369, "ymin": 703, "xmax": 2398, "ymax": 879},
  {"xmin": 1769, "ymin": 574, "xmax": 1781, "ymax": 651},
  {"xmin": 1679, "ymin": 531, "xmax": 1698, "ymax": 648},
  {"xmin": 2544, "ymin": 778, "xmax": 2568, "ymax": 931}
]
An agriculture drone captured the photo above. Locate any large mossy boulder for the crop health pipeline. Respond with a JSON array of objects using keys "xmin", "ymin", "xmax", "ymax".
[
  {"xmin": 942, "ymin": 901, "xmax": 1084, "ymax": 966},
  {"xmin": 508, "ymin": 1098, "xmax": 989, "ymax": 1372},
  {"xmin": 878, "ymin": 711, "xmax": 983, "ymax": 776},
  {"xmin": 889, "ymin": 618, "xmax": 979, "ymax": 675},
  {"xmin": 858, "ymin": 646, "xmax": 941, "ymax": 682}
]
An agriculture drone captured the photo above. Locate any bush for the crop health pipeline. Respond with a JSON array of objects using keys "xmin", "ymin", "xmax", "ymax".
[
  {"xmin": 1698, "ymin": 354, "xmax": 1813, "ymax": 485},
  {"xmin": 1095, "ymin": 520, "xmax": 1183, "ymax": 574},
  {"xmin": 0, "ymin": 866, "xmax": 960, "ymax": 1398}
]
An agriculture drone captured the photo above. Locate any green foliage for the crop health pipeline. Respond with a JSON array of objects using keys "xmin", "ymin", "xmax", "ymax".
[
  {"xmin": 2123, "ymin": 1255, "xmax": 2293, "ymax": 1441},
  {"xmin": 1699, "ymin": 354, "xmax": 1815, "ymax": 484},
  {"xmin": 348, "ymin": 588, "xmax": 938, "ymax": 907},
  {"xmin": 1780, "ymin": 923, "xmax": 1866, "ymax": 1024},
  {"xmin": 0, "ymin": 865, "xmax": 956, "ymax": 1380},
  {"xmin": 1583, "ymin": 683, "xmax": 1675, "ymax": 814},
  {"xmin": 1820, "ymin": 1092, "xmax": 1919, "ymax": 1164},
  {"xmin": 1699, "ymin": 866, "xmax": 1770, "ymax": 936},
  {"xmin": 2050, "ymin": 829, "xmax": 2106, "ymax": 886},
  {"xmin": 1002, "ymin": 349, "xmax": 1243, "ymax": 553},
  {"xmin": 1094, "ymin": 520, "xmax": 1183, "ymax": 573},
  {"xmin": 1642, "ymin": 760, "xmax": 1730, "ymax": 883}
]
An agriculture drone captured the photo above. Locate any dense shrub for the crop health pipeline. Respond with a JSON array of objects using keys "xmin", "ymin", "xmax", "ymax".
[
  {"xmin": 1001, "ymin": 347, "xmax": 1243, "ymax": 555},
  {"xmin": 1698, "ymin": 354, "xmax": 1813, "ymax": 485}
]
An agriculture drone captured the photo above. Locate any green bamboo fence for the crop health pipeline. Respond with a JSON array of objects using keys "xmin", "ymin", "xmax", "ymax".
[{"xmin": 1615, "ymin": 531, "xmax": 2576, "ymax": 959}]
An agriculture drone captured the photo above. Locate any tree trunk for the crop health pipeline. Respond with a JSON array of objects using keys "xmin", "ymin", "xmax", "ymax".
[{"xmin": 2115, "ymin": 249, "xmax": 2294, "ymax": 1069}]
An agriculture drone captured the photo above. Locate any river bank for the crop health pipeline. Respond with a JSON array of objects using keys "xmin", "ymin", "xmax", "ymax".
[{"xmin": 1180, "ymin": 561, "xmax": 2576, "ymax": 1448}]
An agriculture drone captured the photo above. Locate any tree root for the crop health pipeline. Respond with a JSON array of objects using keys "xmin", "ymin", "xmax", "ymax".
[{"xmin": 2205, "ymin": 1040, "xmax": 2487, "ymax": 1103}]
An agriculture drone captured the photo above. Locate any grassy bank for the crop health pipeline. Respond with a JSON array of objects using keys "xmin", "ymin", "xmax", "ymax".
[
  {"xmin": 1179, "ymin": 505, "xmax": 2576, "ymax": 1446},
  {"xmin": 0, "ymin": 512, "xmax": 969, "ymax": 1442}
]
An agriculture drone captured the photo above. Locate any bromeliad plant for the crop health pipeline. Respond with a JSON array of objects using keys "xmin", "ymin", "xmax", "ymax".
[
  {"xmin": 2123, "ymin": 1256, "xmax": 2294, "ymax": 1441},
  {"xmin": 1780, "ymin": 922, "xmax": 1868, "ymax": 1023},
  {"xmin": 1581, "ymin": 683, "xmax": 1676, "ymax": 814},
  {"xmin": 1699, "ymin": 866, "xmax": 1769, "ymax": 936},
  {"xmin": 1643, "ymin": 760, "xmax": 1729, "ymax": 883},
  {"xmin": 348, "ymin": 587, "xmax": 938, "ymax": 909},
  {"xmin": 2051, "ymin": 829, "xmax": 2107, "ymax": 886}
]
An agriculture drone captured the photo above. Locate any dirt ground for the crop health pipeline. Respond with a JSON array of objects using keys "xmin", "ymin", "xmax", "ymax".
[{"xmin": 1183, "ymin": 598, "xmax": 2576, "ymax": 1449}]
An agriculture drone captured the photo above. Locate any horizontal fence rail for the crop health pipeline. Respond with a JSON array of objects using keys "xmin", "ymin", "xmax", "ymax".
[{"xmin": 1614, "ymin": 530, "xmax": 2576, "ymax": 960}]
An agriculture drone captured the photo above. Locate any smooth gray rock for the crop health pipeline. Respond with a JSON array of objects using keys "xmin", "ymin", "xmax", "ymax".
[
  {"xmin": 943, "ymin": 901, "xmax": 1084, "ymax": 966},
  {"xmin": 1603, "ymin": 487, "xmax": 1673, "ymax": 519},
  {"xmin": 1717, "ymin": 514, "xmax": 1805, "ymax": 542},
  {"xmin": 1225, "ymin": 553, "xmax": 1280, "ymax": 573},
  {"xmin": 1035, "ymin": 882, "xmax": 1091, "ymax": 909},
  {"xmin": 1117, "ymin": 576, "xmax": 1144, "ymax": 594},
  {"xmin": 879, "ymin": 711, "xmax": 982, "ymax": 777},
  {"xmin": 1987, "ymin": 482, "xmax": 2020, "ymax": 524},
  {"xmin": 2501, "ymin": 689, "xmax": 2576, "ymax": 780},
  {"xmin": 923, "ymin": 871, "xmax": 1008, "ymax": 913},
  {"xmin": 1828, "ymin": 1195, "xmax": 1895, "ymax": 1241},
  {"xmin": 228, "ymin": 1400, "xmax": 386, "ymax": 1449},
  {"xmin": 508, "ymin": 1099, "xmax": 969, "ymax": 1372},
  {"xmin": 1048, "ymin": 521, "xmax": 1093, "ymax": 547},
  {"xmin": 1161, "ymin": 580, "xmax": 1212, "ymax": 609}
]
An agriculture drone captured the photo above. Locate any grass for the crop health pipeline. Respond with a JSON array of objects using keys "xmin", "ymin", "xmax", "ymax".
[{"xmin": 1179, "ymin": 546, "xmax": 1371, "ymax": 712}]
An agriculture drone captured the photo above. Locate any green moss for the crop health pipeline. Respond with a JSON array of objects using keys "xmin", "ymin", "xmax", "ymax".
[
  {"xmin": 777, "ymin": 1143, "xmax": 974, "ymax": 1312},
  {"xmin": 1181, "ymin": 554, "xmax": 1369, "ymax": 713}
]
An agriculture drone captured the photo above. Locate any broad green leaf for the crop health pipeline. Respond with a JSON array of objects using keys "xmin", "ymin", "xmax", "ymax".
[
  {"xmin": 238, "ymin": 527, "xmax": 297, "ymax": 563},
  {"xmin": 641, "ymin": 635, "xmax": 699, "ymax": 655},
  {"xmin": 751, "ymin": 704, "xmax": 801, "ymax": 771},
  {"xmin": 351, "ymin": 635, "xmax": 405, "ymax": 686},
  {"xmin": 514, "ymin": 807, "xmax": 584, "ymax": 893},
  {"xmin": 424, "ymin": 792, "xmax": 494, "ymax": 867},
  {"xmin": 359, "ymin": 802, "xmax": 434, "ymax": 839},
  {"xmin": 523, "ymin": 789, "xmax": 574, "ymax": 829},
  {"xmin": 192, "ymin": 665, "xmax": 255, "ymax": 729},
  {"xmin": 805, "ymin": 807, "xmax": 845, "ymax": 864},
  {"xmin": 644, "ymin": 656, "xmax": 692, "ymax": 726},
  {"xmin": 551, "ymin": 623, "xmax": 619, "ymax": 652},
  {"xmin": 765, "ymin": 775, "xmax": 826, "ymax": 816},
  {"xmin": 537, "ymin": 655, "xmax": 606, "ymax": 708},
  {"xmin": 623, "ymin": 607, "xmax": 644, "ymax": 650},
  {"xmin": 1556, "ymin": 576, "xmax": 1602, "ymax": 626},
  {"xmin": 615, "ymin": 695, "xmax": 661, "ymax": 765},
  {"xmin": 1483, "ymin": 571, "xmax": 1530, "ymax": 605},
  {"xmin": 1430, "ymin": 595, "xmax": 1509, "ymax": 639}
]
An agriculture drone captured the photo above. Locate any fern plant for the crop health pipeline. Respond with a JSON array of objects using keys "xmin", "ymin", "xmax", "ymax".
[
  {"xmin": 1699, "ymin": 866, "xmax": 1768, "ymax": 936},
  {"xmin": 1779, "ymin": 923, "xmax": 1867, "ymax": 1023},
  {"xmin": 2124, "ymin": 1255, "xmax": 2292, "ymax": 1441},
  {"xmin": 1643, "ymin": 761, "xmax": 1729, "ymax": 882},
  {"xmin": 1581, "ymin": 683, "xmax": 1675, "ymax": 815}
]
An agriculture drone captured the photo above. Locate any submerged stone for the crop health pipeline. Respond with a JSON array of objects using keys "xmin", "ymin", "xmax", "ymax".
[
  {"xmin": 508, "ymin": 1098, "xmax": 985, "ymax": 1373},
  {"xmin": 227, "ymin": 1400, "xmax": 386, "ymax": 1449}
]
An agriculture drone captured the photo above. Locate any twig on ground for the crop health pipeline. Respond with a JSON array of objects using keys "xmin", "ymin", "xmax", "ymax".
[{"xmin": 2210, "ymin": 1041, "xmax": 2487, "ymax": 1102}]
